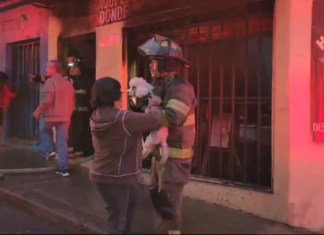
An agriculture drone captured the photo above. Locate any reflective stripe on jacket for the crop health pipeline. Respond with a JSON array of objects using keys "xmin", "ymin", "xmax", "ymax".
[{"xmin": 157, "ymin": 73, "xmax": 197, "ymax": 159}]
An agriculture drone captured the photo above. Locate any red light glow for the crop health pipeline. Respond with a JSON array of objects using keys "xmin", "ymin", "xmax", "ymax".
[{"xmin": 99, "ymin": 34, "xmax": 120, "ymax": 47}]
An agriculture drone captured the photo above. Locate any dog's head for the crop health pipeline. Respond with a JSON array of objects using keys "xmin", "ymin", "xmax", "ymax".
[{"xmin": 128, "ymin": 77, "xmax": 154, "ymax": 98}]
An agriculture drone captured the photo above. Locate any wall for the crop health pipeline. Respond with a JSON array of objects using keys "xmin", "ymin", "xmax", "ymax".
[
  {"xmin": 0, "ymin": 5, "xmax": 63, "ymax": 72},
  {"xmin": 47, "ymin": 16, "xmax": 62, "ymax": 61},
  {"xmin": 284, "ymin": 0, "xmax": 324, "ymax": 232},
  {"xmin": 60, "ymin": 16, "xmax": 94, "ymax": 38},
  {"xmin": 44, "ymin": 15, "xmax": 62, "ymax": 143},
  {"xmin": 0, "ymin": 5, "xmax": 49, "ymax": 73},
  {"xmin": 96, "ymin": 21, "xmax": 127, "ymax": 109}
]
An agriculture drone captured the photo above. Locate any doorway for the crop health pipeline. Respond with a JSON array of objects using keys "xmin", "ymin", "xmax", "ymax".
[
  {"xmin": 58, "ymin": 32, "xmax": 96, "ymax": 155},
  {"xmin": 58, "ymin": 33, "xmax": 96, "ymax": 80}
]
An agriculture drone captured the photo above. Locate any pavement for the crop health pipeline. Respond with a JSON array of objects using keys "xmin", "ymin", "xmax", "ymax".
[
  {"xmin": 0, "ymin": 147, "xmax": 50, "ymax": 169},
  {"xmin": 0, "ymin": 139, "xmax": 92, "ymax": 174},
  {"xmin": 0, "ymin": 141, "xmax": 318, "ymax": 234},
  {"xmin": 0, "ymin": 201, "xmax": 67, "ymax": 234}
]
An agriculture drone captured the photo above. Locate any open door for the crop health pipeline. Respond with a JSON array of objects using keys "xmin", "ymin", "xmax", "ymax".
[{"xmin": 58, "ymin": 33, "xmax": 96, "ymax": 80}]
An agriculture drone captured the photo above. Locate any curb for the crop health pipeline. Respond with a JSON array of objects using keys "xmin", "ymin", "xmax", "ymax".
[
  {"xmin": 0, "ymin": 156, "xmax": 93, "ymax": 175},
  {"xmin": 0, "ymin": 188, "xmax": 101, "ymax": 234}
]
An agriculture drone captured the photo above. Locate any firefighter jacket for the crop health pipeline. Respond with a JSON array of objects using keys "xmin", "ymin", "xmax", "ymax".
[
  {"xmin": 71, "ymin": 75, "xmax": 93, "ymax": 112},
  {"xmin": 154, "ymin": 73, "xmax": 197, "ymax": 160}
]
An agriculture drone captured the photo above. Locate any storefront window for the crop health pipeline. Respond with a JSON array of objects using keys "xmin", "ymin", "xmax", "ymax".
[{"xmin": 126, "ymin": 2, "xmax": 274, "ymax": 190}]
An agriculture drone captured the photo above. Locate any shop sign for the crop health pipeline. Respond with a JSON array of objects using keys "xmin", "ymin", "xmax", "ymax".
[
  {"xmin": 92, "ymin": 0, "xmax": 129, "ymax": 26},
  {"xmin": 311, "ymin": 0, "xmax": 324, "ymax": 142},
  {"xmin": 91, "ymin": 0, "xmax": 187, "ymax": 27}
]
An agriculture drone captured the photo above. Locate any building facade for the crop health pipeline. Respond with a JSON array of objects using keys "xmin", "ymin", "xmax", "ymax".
[{"xmin": 0, "ymin": 0, "xmax": 323, "ymax": 232}]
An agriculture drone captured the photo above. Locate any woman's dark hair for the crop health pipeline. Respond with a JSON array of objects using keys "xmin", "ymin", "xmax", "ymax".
[{"xmin": 91, "ymin": 77, "xmax": 121, "ymax": 109}]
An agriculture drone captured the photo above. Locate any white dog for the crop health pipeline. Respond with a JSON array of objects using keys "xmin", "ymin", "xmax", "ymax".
[{"xmin": 128, "ymin": 77, "xmax": 169, "ymax": 165}]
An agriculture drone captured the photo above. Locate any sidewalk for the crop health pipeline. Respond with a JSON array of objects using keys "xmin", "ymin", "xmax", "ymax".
[
  {"xmin": 0, "ymin": 140, "xmax": 317, "ymax": 234},
  {"xmin": 0, "ymin": 166, "xmax": 315, "ymax": 234},
  {"xmin": 0, "ymin": 139, "xmax": 91, "ymax": 174},
  {"xmin": 0, "ymin": 200, "xmax": 66, "ymax": 234}
]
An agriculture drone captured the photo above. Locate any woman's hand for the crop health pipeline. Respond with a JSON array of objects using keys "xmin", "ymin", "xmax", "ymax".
[{"xmin": 144, "ymin": 96, "xmax": 162, "ymax": 113}]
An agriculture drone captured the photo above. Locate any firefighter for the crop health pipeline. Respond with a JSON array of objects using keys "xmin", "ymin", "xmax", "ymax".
[
  {"xmin": 66, "ymin": 57, "xmax": 94, "ymax": 157},
  {"xmin": 137, "ymin": 34, "xmax": 197, "ymax": 234}
]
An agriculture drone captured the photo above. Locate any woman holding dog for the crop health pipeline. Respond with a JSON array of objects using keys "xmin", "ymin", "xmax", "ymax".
[{"xmin": 89, "ymin": 77, "xmax": 162, "ymax": 234}]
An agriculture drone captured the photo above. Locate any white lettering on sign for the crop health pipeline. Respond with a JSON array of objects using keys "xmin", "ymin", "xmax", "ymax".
[
  {"xmin": 313, "ymin": 122, "xmax": 324, "ymax": 132},
  {"xmin": 96, "ymin": 0, "xmax": 128, "ymax": 26},
  {"xmin": 316, "ymin": 35, "xmax": 324, "ymax": 50},
  {"xmin": 98, "ymin": 0, "xmax": 119, "ymax": 10}
]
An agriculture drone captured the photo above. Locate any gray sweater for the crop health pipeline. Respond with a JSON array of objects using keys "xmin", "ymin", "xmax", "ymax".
[
  {"xmin": 36, "ymin": 74, "xmax": 75, "ymax": 123},
  {"xmin": 89, "ymin": 105, "xmax": 162, "ymax": 184}
]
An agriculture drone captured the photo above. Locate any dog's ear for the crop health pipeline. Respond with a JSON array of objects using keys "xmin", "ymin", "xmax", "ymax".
[
  {"xmin": 135, "ymin": 86, "xmax": 149, "ymax": 98},
  {"xmin": 130, "ymin": 77, "xmax": 139, "ymax": 85}
]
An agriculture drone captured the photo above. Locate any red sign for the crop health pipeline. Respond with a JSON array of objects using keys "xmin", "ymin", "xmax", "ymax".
[
  {"xmin": 91, "ymin": 0, "xmax": 187, "ymax": 27},
  {"xmin": 93, "ymin": 0, "xmax": 129, "ymax": 26},
  {"xmin": 311, "ymin": 0, "xmax": 324, "ymax": 142}
]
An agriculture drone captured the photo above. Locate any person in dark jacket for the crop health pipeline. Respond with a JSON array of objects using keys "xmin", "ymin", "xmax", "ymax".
[
  {"xmin": 90, "ymin": 77, "xmax": 162, "ymax": 234},
  {"xmin": 67, "ymin": 58, "xmax": 94, "ymax": 157},
  {"xmin": 138, "ymin": 34, "xmax": 197, "ymax": 234}
]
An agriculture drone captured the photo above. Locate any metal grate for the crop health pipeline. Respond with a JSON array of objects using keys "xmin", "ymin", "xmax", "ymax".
[
  {"xmin": 126, "ymin": 2, "xmax": 274, "ymax": 190},
  {"xmin": 8, "ymin": 39, "xmax": 40, "ymax": 139}
]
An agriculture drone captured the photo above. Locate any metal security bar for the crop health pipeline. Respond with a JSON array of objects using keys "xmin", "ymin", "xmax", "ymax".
[
  {"xmin": 126, "ymin": 2, "xmax": 274, "ymax": 190},
  {"xmin": 9, "ymin": 39, "xmax": 40, "ymax": 139}
]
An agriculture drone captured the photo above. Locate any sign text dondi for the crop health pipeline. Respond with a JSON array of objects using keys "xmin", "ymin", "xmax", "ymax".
[{"xmin": 96, "ymin": 0, "xmax": 128, "ymax": 26}]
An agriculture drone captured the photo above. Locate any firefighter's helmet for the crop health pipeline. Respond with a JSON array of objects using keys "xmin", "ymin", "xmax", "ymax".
[
  {"xmin": 138, "ymin": 34, "xmax": 189, "ymax": 66},
  {"xmin": 65, "ymin": 56, "xmax": 82, "ymax": 68}
]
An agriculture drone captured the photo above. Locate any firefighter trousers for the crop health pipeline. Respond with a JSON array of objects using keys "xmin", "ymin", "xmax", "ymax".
[
  {"xmin": 150, "ymin": 157, "xmax": 191, "ymax": 234},
  {"xmin": 71, "ymin": 111, "xmax": 93, "ymax": 154}
]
